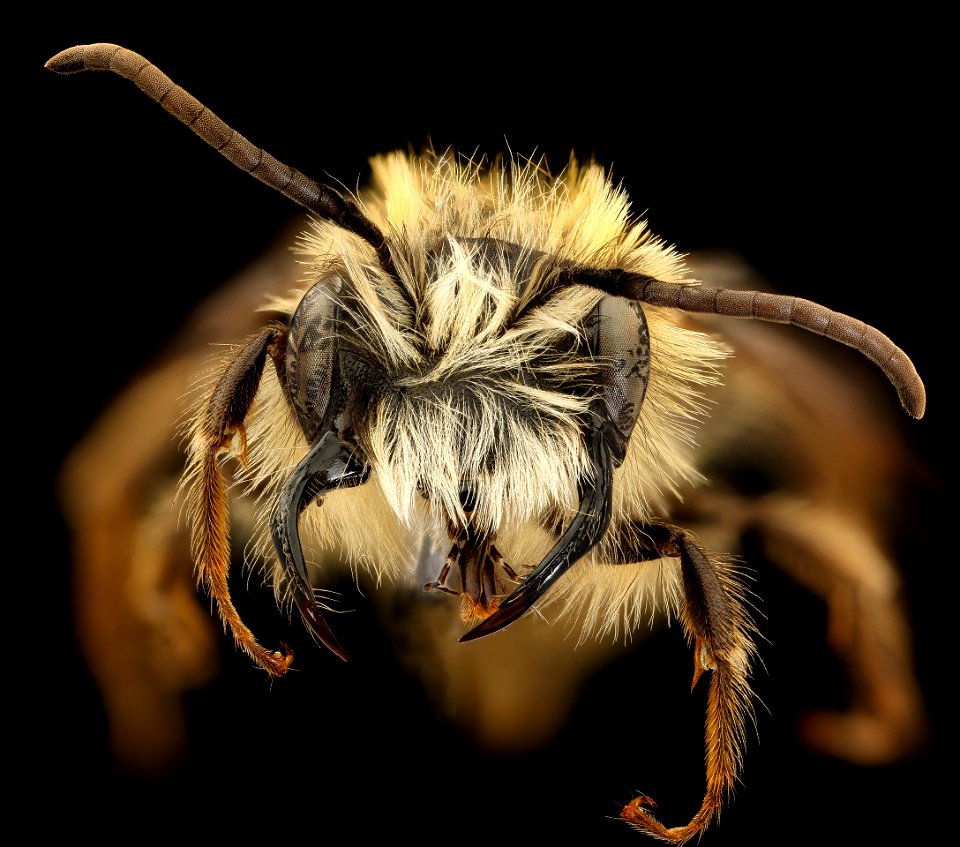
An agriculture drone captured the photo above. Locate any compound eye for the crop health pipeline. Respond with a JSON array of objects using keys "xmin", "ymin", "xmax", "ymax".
[
  {"xmin": 587, "ymin": 295, "xmax": 651, "ymax": 466},
  {"xmin": 286, "ymin": 275, "xmax": 344, "ymax": 443}
]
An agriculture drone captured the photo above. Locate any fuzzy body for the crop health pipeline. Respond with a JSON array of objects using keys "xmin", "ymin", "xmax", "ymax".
[
  {"xmin": 49, "ymin": 43, "xmax": 929, "ymax": 846},
  {"xmin": 189, "ymin": 151, "xmax": 727, "ymax": 638}
]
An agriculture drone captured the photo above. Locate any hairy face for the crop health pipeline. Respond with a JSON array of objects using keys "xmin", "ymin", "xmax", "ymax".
[{"xmin": 48, "ymin": 43, "xmax": 926, "ymax": 845}]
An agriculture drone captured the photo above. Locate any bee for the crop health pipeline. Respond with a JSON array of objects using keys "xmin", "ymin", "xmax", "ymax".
[{"xmin": 47, "ymin": 44, "xmax": 926, "ymax": 844}]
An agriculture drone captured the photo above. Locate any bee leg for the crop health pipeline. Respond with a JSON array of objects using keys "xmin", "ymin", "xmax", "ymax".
[
  {"xmin": 185, "ymin": 326, "xmax": 295, "ymax": 676},
  {"xmin": 269, "ymin": 430, "xmax": 367, "ymax": 662},
  {"xmin": 615, "ymin": 522, "xmax": 756, "ymax": 845}
]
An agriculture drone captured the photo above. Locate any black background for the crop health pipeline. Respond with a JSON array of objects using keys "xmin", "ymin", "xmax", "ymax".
[{"xmin": 25, "ymin": 14, "xmax": 948, "ymax": 844}]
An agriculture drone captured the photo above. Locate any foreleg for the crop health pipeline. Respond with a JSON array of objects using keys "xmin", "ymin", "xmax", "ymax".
[
  {"xmin": 614, "ymin": 521, "xmax": 757, "ymax": 844},
  {"xmin": 182, "ymin": 325, "xmax": 294, "ymax": 675}
]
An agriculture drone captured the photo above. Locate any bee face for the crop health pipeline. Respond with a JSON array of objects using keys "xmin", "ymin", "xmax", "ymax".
[{"xmin": 47, "ymin": 43, "xmax": 928, "ymax": 845}]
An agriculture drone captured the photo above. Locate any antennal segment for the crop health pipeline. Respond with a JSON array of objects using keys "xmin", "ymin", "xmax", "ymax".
[
  {"xmin": 565, "ymin": 267, "xmax": 926, "ymax": 420},
  {"xmin": 45, "ymin": 43, "xmax": 393, "ymax": 273}
]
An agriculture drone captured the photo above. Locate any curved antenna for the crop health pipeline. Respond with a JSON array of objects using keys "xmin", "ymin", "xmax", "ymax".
[
  {"xmin": 45, "ymin": 43, "xmax": 394, "ymax": 274},
  {"xmin": 564, "ymin": 268, "xmax": 926, "ymax": 420}
]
